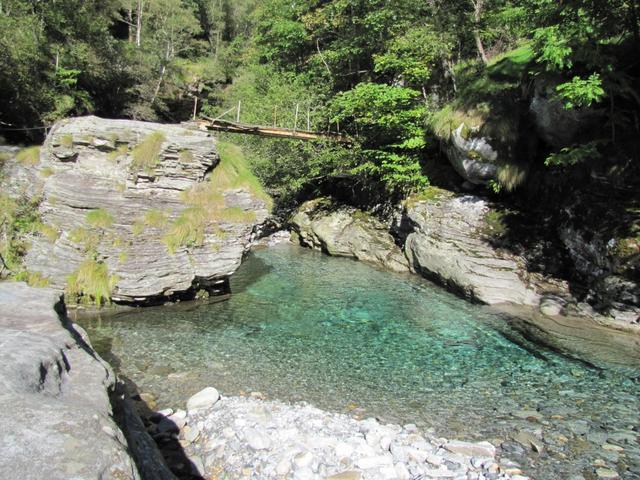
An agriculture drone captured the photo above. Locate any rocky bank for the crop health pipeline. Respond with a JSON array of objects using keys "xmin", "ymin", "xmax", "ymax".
[
  {"xmin": 0, "ymin": 282, "xmax": 140, "ymax": 479},
  {"xmin": 150, "ymin": 387, "xmax": 523, "ymax": 480},
  {"xmin": 13, "ymin": 116, "xmax": 268, "ymax": 304},
  {"xmin": 290, "ymin": 192, "xmax": 640, "ymax": 366}
]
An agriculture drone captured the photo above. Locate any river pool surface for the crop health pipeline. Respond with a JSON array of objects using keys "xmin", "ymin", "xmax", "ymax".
[{"xmin": 79, "ymin": 244, "xmax": 640, "ymax": 479}]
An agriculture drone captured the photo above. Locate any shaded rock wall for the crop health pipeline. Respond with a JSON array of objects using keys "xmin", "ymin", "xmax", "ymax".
[{"xmin": 0, "ymin": 282, "xmax": 139, "ymax": 479}]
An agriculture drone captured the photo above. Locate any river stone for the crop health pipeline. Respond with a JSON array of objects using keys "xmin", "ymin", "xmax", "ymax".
[
  {"xmin": 290, "ymin": 198, "xmax": 409, "ymax": 273},
  {"xmin": 444, "ymin": 440, "xmax": 496, "ymax": 458},
  {"xmin": 0, "ymin": 282, "xmax": 141, "ymax": 480},
  {"xmin": 596, "ymin": 468, "xmax": 620, "ymax": 479},
  {"xmin": 326, "ymin": 471, "xmax": 362, "ymax": 480},
  {"xmin": 512, "ymin": 431, "xmax": 544, "ymax": 453},
  {"xmin": 22, "ymin": 115, "xmax": 269, "ymax": 305},
  {"xmin": 187, "ymin": 387, "xmax": 220, "ymax": 411},
  {"xmin": 400, "ymin": 195, "xmax": 539, "ymax": 306},
  {"xmin": 244, "ymin": 427, "xmax": 272, "ymax": 450},
  {"xmin": 356, "ymin": 455, "xmax": 394, "ymax": 469}
]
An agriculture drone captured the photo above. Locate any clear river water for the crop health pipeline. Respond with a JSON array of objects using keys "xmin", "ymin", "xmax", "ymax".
[{"xmin": 78, "ymin": 244, "xmax": 640, "ymax": 479}]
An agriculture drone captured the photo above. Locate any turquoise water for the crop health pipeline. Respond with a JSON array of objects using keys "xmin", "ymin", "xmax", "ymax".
[{"xmin": 79, "ymin": 244, "xmax": 640, "ymax": 479}]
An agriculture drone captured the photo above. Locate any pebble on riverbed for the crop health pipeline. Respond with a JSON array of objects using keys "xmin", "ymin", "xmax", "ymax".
[{"xmin": 153, "ymin": 387, "xmax": 525, "ymax": 480}]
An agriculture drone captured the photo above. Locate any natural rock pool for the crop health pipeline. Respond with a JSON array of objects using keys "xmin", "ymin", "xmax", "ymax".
[{"xmin": 78, "ymin": 244, "xmax": 640, "ymax": 479}]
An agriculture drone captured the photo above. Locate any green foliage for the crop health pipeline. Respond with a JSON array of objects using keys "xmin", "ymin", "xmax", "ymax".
[
  {"xmin": 65, "ymin": 257, "xmax": 118, "ymax": 306},
  {"xmin": 131, "ymin": 132, "xmax": 166, "ymax": 174},
  {"xmin": 331, "ymin": 83, "xmax": 428, "ymax": 193},
  {"xmin": 16, "ymin": 147, "xmax": 41, "ymax": 166},
  {"xmin": 373, "ymin": 27, "xmax": 443, "ymax": 86},
  {"xmin": 545, "ymin": 142, "xmax": 602, "ymax": 167},
  {"xmin": 0, "ymin": 193, "xmax": 42, "ymax": 276},
  {"xmin": 556, "ymin": 74, "xmax": 606, "ymax": 109}
]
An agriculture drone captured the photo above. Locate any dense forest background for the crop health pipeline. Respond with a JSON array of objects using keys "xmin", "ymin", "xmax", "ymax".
[{"xmin": 1, "ymin": 0, "xmax": 639, "ymax": 204}]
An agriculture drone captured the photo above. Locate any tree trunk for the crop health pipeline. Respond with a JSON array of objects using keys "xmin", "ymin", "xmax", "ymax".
[
  {"xmin": 135, "ymin": 0, "xmax": 143, "ymax": 48},
  {"xmin": 631, "ymin": 0, "xmax": 640, "ymax": 44},
  {"xmin": 472, "ymin": 0, "xmax": 488, "ymax": 64},
  {"xmin": 127, "ymin": 2, "xmax": 134, "ymax": 43}
]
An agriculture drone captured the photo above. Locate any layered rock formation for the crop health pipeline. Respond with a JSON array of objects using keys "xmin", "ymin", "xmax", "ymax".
[
  {"xmin": 290, "ymin": 198, "xmax": 409, "ymax": 272},
  {"xmin": 0, "ymin": 282, "xmax": 139, "ymax": 479},
  {"xmin": 21, "ymin": 116, "xmax": 269, "ymax": 304},
  {"xmin": 399, "ymin": 194, "xmax": 540, "ymax": 306}
]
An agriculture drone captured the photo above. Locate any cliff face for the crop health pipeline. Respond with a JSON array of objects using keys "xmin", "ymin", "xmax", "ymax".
[
  {"xmin": 21, "ymin": 116, "xmax": 269, "ymax": 305},
  {"xmin": 0, "ymin": 282, "xmax": 140, "ymax": 479}
]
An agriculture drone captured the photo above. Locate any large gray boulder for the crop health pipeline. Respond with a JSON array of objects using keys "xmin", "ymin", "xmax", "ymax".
[
  {"xmin": 446, "ymin": 124, "xmax": 500, "ymax": 185},
  {"xmin": 22, "ymin": 116, "xmax": 269, "ymax": 304},
  {"xmin": 399, "ymin": 194, "xmax": 540, "ymax": 306},
  {"xmin": 529, "ymin": 78, "xmax": 598, "ymax": 148},
  {"xmin": 290, "ymin": 199, "xmax": 409, "ymax": 272},
  {"xmin": 0, "ymin": 282, "xmax": 139, "ymax": 479}
]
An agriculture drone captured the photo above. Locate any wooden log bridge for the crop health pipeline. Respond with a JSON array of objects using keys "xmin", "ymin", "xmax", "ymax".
[{"xmin": 192, "ymin": 117, "xmax": 351, "ymax": 144}]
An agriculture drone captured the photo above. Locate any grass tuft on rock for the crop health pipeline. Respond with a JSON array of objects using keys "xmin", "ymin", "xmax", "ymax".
[
  {"xmin": 16, "ymin": 146, "xmax": 41, "ymax": 166},
  {"xmin": 214, "ymin": 142, "xmax": 272, "ymax": 206},
  {"xmin": 163, "ymin": 207, "xmax": 208, "ymax": 253},
  {"xmin": 86, "ymin": 209, "xmax": 114, "ymax": 229},
  {"xmin": 65, "ymin": 258, "xmax": 118, "ymax": 306},
  {"xmin": 219, "ymin": 207, "xmax": 257, "ymax": 223},
  {"xmin": 132, "ymin": 208, "xmax": 168, "ymax": 235},
  {"xmin": 108, "ymin": 144, "xmax": 129, "ymax": 163},
  {"xmin": 38, "ymin": 223, "xmax": 60, "ymax": 242},
  {"xmin": 39, "ymin": 166, "xmax": 55, "ymax": 178},
  {"xmin": 69, "ymin": 226, "xmax": 100, "ymax": 252},
  {"xmin": 162, "ymin": 142, "xmax": 270, "ymax": 254},
  {"xmin": 13, "ymin": 270, "xmax": 50, "ymax": 287},
  {"xmin": 59, "ymin": 134, "xmax": 74, "ymax": 148},
  {"xmin": 131, "ymin": 132, "xmax": 166, "ymax": 174}
]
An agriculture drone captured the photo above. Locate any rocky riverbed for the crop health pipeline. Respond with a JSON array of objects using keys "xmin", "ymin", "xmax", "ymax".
[{"xmin": 147, "ymin": 387, "xmax": 524, "ymax": 480}]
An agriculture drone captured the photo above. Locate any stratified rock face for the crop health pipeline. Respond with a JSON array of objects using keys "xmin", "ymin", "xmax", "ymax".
[
  {"xmin": 24, "ymin": 116, "xmax": 268, "ymax": 304},
  {"xmin": 0, "ymin": 282, "xmax": 139, "ymax": 479},
  {"xmin": 446, "ymin": 124, "xmax": 500, "ymax": 185},
  {"xmin": 400, "ymin": 194, "xmax": 539, "ymax": 306},
  {"xmin": 290, "ymin": 199, "xmax": 409, "ymax": 273}
]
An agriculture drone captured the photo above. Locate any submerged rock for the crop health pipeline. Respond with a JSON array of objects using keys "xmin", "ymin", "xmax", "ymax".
[
  {"xmin": 290, "ymin": 198, "xmax": 409, "ymax": 273},
  {"xmin": 21, "ymin": 116, "xmax": 269, "ymax": 305}
]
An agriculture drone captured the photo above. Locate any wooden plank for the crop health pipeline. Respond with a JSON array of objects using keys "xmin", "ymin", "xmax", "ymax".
[{"xmin": 191, "ymin": 119, "xmax": 351, "ymax": 143}]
